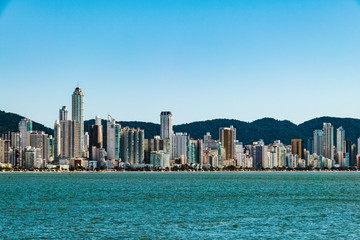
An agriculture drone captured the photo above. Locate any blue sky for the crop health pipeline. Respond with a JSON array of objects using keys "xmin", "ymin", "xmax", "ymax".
[{"xmin": 0, "ymin": 0, "xmax": 360, "ymax": 127}]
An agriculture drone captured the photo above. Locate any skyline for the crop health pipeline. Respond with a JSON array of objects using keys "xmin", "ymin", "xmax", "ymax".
[{"xmin": 1, "ymin": 0, "xmax": 360, "ymax": 127}]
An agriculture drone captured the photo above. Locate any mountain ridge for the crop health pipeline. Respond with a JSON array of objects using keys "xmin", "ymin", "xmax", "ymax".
[{"xmin": 1, "ymin": 110, "xmax": 360, "ymax": 145}]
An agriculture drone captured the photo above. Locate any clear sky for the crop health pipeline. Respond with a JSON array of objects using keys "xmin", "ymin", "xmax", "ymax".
[{"xmin": 0, "ymin": 0, "xmax": 360, "ymax": 128}]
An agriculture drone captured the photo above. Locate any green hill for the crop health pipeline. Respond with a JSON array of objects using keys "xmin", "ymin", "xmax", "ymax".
[
  {"xmin": 0, "ymin": 110, "xmax": 53, "ymax": 135},
  {"xmin": 2, "ymin": 110, "xmax": 360, "ymax": 146}
]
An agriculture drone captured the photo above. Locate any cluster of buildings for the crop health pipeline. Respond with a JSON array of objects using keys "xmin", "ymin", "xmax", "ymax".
[{"xmin": 1, "ymin": 86, "xmax": 360, "ymax": 171}]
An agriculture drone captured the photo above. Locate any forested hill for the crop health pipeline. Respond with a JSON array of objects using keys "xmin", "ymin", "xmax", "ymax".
[
  {"xmin": 85, "ymin": 117, "xmax": 360, "ymax": 145},
  {"xmin": 0, "ymin": 110, "xmax": 53, "ymax": 135},
  {"xmin": 2, "ymin": 110, "xmax": 360, "ymax": 145}
]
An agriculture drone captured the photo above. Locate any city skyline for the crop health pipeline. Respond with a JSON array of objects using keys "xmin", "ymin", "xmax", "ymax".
[{"xmin": 1, "ymin": 1, "xmax": 360, "ymax": 127}]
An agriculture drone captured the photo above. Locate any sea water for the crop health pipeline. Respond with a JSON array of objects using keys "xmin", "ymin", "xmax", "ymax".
[{"xmin": 0, "ymin": 172, "xmax": 359, "ymax": 239}]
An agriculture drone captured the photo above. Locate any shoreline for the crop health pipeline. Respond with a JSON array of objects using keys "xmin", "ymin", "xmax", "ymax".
[{"xmin": 1, "ymin": 170, "xmax": 360, "ymax": 173}]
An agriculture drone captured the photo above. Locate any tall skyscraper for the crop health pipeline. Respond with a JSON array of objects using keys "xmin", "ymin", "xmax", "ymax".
[
  {"xmin": 18, "ymin": 118, "xmax": 32, "ymax": 149},
  {"xmin": 59, "ymin": 106, "xmax": 68, "ymax": 121},
  {"xmin": 72, "ymin": 86, "xmax": 84, "ymax": 154},
  {"xmin": 160, "ymin": 111, "xmax": 173, "ymax": 139},
  {"xmin": 336, "ymin": 127, "xmax": 345, "ymax": 153},
  {"xmin": 107, "ymin": 115, "xmax": 121, "ymax": 160},
  {"xmin": 322, "ymin": 123, "xmax": 334, "ymax": 160},
  {"xmin": 219, "ymin": 126, "xmax": 236, "ymax": 160},
  {"xmin": 172, "ymin": 132, "xmax": 190, "ymax": 163},
  {"xmin": 291, "ymin": 139, "xmax": 304, "ymax": 159}
]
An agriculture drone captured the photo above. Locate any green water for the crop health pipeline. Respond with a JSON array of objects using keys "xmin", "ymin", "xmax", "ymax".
[{"xmin": 0, "ymin": 172, "xmax": 359, "ymax": 239}]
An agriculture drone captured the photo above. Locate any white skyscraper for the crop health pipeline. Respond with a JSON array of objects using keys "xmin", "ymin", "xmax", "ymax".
[
  {"xmin": 107, "ymin": 115, "xmax": 121, "ymax": 160},
  {"xmin": 160, "ymin": 111, "xmax": 173, "ymax": 139},
  {"xmin": 72, "ymin": 86, "xmax": 84, "ymax": 155}
]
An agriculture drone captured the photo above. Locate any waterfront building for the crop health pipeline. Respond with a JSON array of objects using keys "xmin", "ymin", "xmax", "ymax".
[
  {"xmin": 120, "ymin": 127, "xmax": 144, "ymax": 164},
  {"xmin": 313, "ymin": 130, "xmax": 323, "ymax": 156},
  {"xmin": 150, "ymin": 150, "xmax": 170, "ymax": 168},
  {"xmin": 72, "ymin": 86, "xmax": 84, "ymax": 154},
  {"xmin": 336, "ymin": 127, "xmax": 345, "ymax": 153},
  {"xmin": 107, "ymin": 115, "xmax": 121, "ymax": 160},
  {"xmin": 29, "ymin": 131, "xmax": 49, "ymax": 167},
  {"xmin": 54, "ymin": 120, "xmax": 61, "ymax": 161},
  {"xmin": 172, "ymin": 132, "xmax": 189, "ymax": 163},
  {"xmin": 89, "ymin": 116, "xmax": 103, "ymax": 160},
  {"xmin": 144, "ymin": 136, "xmax": 169, "ymax": 164},
  {"xmin": 351, "ymin": 144, "xmax": 357, "ymax": 167},
  {"xmin": 160, "ymin": 111, "xmax": 173, "ymax": 139},
  {"xmin": 322, "ymin": 123, "xmax": 334, "ymax": 160},
  {"xmin": 291, "ymin": 139, "xmax": 304, "ymax": 159},
  {"xmin": 84, "ymin": 132, "xmax": 89, "ymax": 152},
  {"xmin": 19, "ymin": 118, "xmax": 32, "ymax": 149},
  {"xmin": 188, "ymin": 139, "xmax": 203, "ymax": 164},
  {"xmin": 252, "ymin": 140, "xmax": 268, "ymax": 168},
  {"xmin": 60, "ymin": 120, "xmax": 80, "ymax": 159},
  {"xmin": 344, "ymin": 139, "xmax": 352, "ymax": 167},
  {"xmin": 219, "ymin": 126, "xmax": 236, "ymax": 161}
]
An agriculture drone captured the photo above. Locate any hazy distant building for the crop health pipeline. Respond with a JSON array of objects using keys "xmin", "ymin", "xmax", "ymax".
[
  {"xmin": 19, "ymin": 118, "xmax": 32, "ymax": 149},
  {"xmin": 72, "ymin": 86, "xmax": 84, "ymax": 154},
  {"xmin": 107, "ymin": 115, "xmax": 121, "ymax": 160},
  {"xmin": 219, "ymin": 126, "xmax": 236, "ymax": 160}
]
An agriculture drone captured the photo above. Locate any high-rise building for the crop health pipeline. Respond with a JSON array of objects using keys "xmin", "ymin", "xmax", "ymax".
[
  {"xmin": 203, "ymin": 132, "xmax": 212, "ymax": 148},
  {"xmin": 54, "ymin": 120, "xmax": 61, "ymax": 161},
  {"xmin": 89, "ymin": 116, "xmax": 103, "ymax": 160},
  {"xmin": 172, "ymin": 132, "xmax": 190, "ymax": 163},
  {"xmin": 160, "ymin": 111, "xmax": 173, "ymax": 139},
  {"xmin": 188, "ymin": 139, "xmax": 203, "ymax": 164},
  {"xmin": 19, "ymin": 118, "xmax": 32, "ymax": 149},
  {"xmin": 313, "ymin": 130, "xmax": 324, "ymax": 156},
  {"xmin": 29, "ymin": 131, "xmax": 49, "ymax": 167},
  {"xmin": 60, "ymin": 120, "xmax": 79, "ymax": 159},
  {"xmin": 59, "ymin": 106, "xmax": 68, "ymax": 121},
  {"xmin": 344, "ymin": 139, "xmax": 352, "ymax": 167},
  {"xmin": 322, "ymin": 123, "xmax": 334, "ymax": 160},
  {"xmin": 107, "ymin": 115, "xmax": 121, "ymax": 160},
  {"xmin": 219, "ymin": 126, "xmax": 236, "ymax": 160},
  {"xmin": 120, "ymin": 127, "xmax": 144, "ymax": 164},
  {"xmin": 291, "ymin": 139, "xmax": 304, "ymax": 159},
  {"xmin": 336, "ymin": 127, "xmax": 345, "ymax": 153},
  {"xmin": 72, "ymin": 86, "xmax": 84, "ymax": 154},
  {"xmin": 144, "ymin": 136, "xmax": 169, "ymax": 164}
]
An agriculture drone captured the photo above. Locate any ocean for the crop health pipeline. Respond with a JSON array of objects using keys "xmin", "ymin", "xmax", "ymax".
[{"xmin": 0, "ymin": 172, "xmax": 359, "ymax": 239}]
